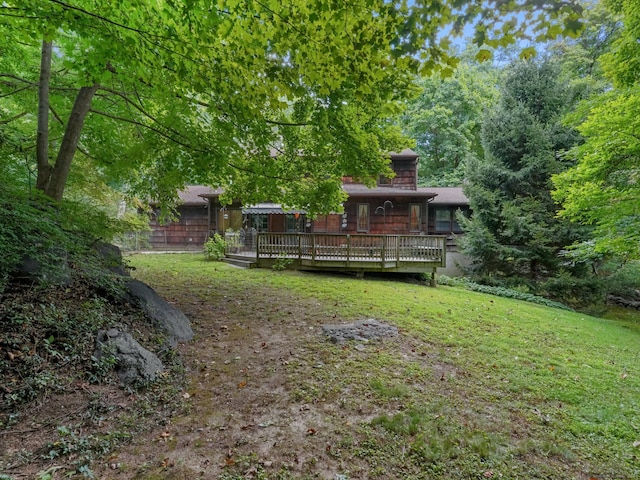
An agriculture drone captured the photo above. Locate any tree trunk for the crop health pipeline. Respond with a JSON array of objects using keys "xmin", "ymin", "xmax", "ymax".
[
  {"xmin": 44, "ymin": 84, "xmax": 99, "ymax": 201},
  {"xmin": 35, "ymin": 40, "xmax": 53, "ymax": 191}
]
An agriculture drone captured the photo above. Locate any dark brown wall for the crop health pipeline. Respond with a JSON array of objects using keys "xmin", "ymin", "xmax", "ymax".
[
  {"xmin": 340, "ymin": 198, "xmax": 426, "ymax": 235},
  {"xmin": 387, "ymin": 159, "xmax": 417, "ymax": 190},
  {"xmin": 149, "ymin": 205, "xmax": 209, "ymax": 248}
]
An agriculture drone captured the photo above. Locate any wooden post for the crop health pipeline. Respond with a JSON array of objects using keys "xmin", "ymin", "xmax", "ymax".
[
  {"xmin": 430, "ymin": 268, "xmax": 437, "ymax": 287},
  {"xmin": 312, "ymin": 234, "xmax": 316, "ymax": 264},
  {"xmin": 346, "ymin": 234, "xmax": 351, "ymax": 267}
]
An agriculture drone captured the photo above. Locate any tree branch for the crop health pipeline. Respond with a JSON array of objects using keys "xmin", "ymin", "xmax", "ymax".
[
  {"xmin": 0, "ymin": 84, "xmax": 33, "ymax": 98},
  {"xmin": 97, "ymin": 86, "xmax": 190, "ymax": 144},
  {"xmin": 48, "ymin": 0, "xmax": 172, "ymax": 41},
  {"xmin": 89, "ymin": 108, "xmax": 193, "ymax": 150},
  {"xmin": 49, "ymin": 104, "xmax": 65, "ymax": 126},
  {"xmin": 0, "ymin": 73, "xmax": 37, "ymax": 85},
  {"xmin": 0, "ymin": 111, "xmax": 28, "ymax": 125}
]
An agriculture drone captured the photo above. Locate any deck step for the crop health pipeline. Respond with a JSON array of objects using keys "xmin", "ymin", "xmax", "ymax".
[{"xmin": 222, "ymin": 256, "xmax": 257, "ymax": 269}]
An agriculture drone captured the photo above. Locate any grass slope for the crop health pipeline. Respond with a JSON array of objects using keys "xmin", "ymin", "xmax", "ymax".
[{"xmin": 127, "ymin": 253, "xmax": 640, "ymax": 479}]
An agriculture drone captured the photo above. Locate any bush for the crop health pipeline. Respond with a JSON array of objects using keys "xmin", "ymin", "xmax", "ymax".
[
  {"xmin": 204, "ymin": 233, "xmax": 226, "ymax": 261},
  {"xmin": 538, "ymin": 272, "xmax": 605, "ymax": 306},
  {"xmin": 436, "ymin": 275, "xmax": 572, "ymax": 310},
  {"xmin": 603, "ymin": 261, "xmax": 640, "ymax": 298},
  {"xmin": 0, "ymin": 185, "xmax": 131, "ymax": 294}
]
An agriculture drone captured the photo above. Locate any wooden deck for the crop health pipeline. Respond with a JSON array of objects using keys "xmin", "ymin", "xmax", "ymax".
[{"xmin": 224, "ymin": 233, "xmax": 447, "ymax": 277}]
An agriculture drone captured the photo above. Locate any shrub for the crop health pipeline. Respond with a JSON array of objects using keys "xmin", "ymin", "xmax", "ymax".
[
  {"xmin": 436, "ymin": 275, "xmax": 572, "ymax": 310},
  {"xmin": 538, "ymin": 272, "xmax": 605, "ymax": 306},
  {"xmin": 272, "ymin": 253, "xmax": 293, "ymax": 271},
  {"xmin": 602, "ymin": 260, "xmax": 640, "ymax": 298},
  {"xmin": 204, "ymin": 233, "xmax": 226, "ymax": 261},
  {"xmin": 0, "ymin": 185, "xmax": 132, "ymax": 293}
]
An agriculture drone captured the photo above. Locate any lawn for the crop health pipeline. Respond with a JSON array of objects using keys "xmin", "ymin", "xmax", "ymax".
[{"xmin": 98, "ymin": 253, "xmax": 640, "ymax": 479}]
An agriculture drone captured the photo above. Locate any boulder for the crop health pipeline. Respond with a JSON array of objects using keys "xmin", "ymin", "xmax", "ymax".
[
  {"xmin": 124, "ymin": 279, "xmax": 194, "ymax": 342},
  {"xmin": 92, "ymin": 241, "xmax": 128, "ymax": 276},
  {"xmin": 95, "ymin": 329, "xmax": 164, "ymax": 385},
  {"xmin": 13, "ymin": 249, "xmax": 71, "ymax": 286}
]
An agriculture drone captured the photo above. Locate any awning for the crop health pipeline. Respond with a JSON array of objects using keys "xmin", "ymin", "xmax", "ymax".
[{"xmin": 242, "ymin": 203, "xmax": 306, "ymax": 215}]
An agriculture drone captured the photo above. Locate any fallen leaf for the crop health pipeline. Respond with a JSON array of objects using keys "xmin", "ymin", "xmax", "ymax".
[
  {"xmin": 633, "ymin": 440, "xmax": 640, "ymax": 448},
  {"xmin": 306, "ymin": 428, "xmax": 317, "ymax": 435},
  {"xmin": 483, "ymin": 471, "xmax": 494, "ymax": 478},
  {"xmin": 237, "ymin": 381, "xmax": 247, "ymax": 389},
  {"xmin": 182, "ymin": 392, "xmax": 191, "ymax": 399}
]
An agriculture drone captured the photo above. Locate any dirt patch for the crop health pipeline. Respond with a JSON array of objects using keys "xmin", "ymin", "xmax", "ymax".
[
  {"xmin": 322, "ymin": 319, "xmax": 398, "ymax": 344},
  {"xmin": 85, "ymin": 289, "xmax": 381, "ymax": 479}
]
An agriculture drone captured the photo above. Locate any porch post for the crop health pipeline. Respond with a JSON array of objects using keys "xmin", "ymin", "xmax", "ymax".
[
  {"xmin": 312, "ymin": 234, "xmax": 317, "ymax": 264},
  {"xmin": 346, "ymin": 234, "xmax": 351, "ymax": 267}
]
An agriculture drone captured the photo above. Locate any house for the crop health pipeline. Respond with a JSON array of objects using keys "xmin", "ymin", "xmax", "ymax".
[
  {"xmin": 199, "ymin": 150, "xmax": 469, "ymax": 237},
  {"xmin": 146, "ymin": 149, "xmax": 470, "ymax": 275},
  {"xmin": 147, "ymin": 186, "xmax": 213, "ymax": 250}
]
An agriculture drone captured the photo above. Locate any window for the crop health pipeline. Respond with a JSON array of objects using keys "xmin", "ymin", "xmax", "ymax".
[
  {"xmin": 435, "ymin": 208, "xmax": 451, "ymax": 232},
  {"xmin": 357, "ymin": 203, "xmax": 369, "ymax": 232},
  {"xmin": 286, "ymin": 213, "xmax": 303, "ymax": 232},
  {"xmin": 250, "ymin": 214, "xmax": 268, "ymax": 232},
  {"xmin": 378, "ymin": 174, "xmax": 392, "ymax": 186},
  {"xmin": 434, "ymin": 207, "xmax": 468, "ymax": 233},
  {"xmin": 409, "ymin": 204, "xmax": 421, "ymax": 231}
]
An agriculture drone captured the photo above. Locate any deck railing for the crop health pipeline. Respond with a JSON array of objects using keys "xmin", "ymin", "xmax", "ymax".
[{"xmin": 230, "ymin": 233, "xmax": 446, "ymax": 266}]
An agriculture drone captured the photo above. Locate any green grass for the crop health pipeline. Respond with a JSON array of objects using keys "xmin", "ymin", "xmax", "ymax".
[{"xmin": 128, "ymin": 253, "xmax": 640, "ymax": 479}]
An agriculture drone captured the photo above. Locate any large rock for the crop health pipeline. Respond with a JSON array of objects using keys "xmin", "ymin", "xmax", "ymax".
[
  {"xmin": 125, "ymin": 279, "xmax": 194, "ymax": 342},
  {"xmin": 92, "ymin": 241, "xmax": 128, "ymax": 276},
  {"xmin": 95, "ymin": 329, "xmax": 164, "ymax": 385},
  {"xmin": 13, "ymin": 249, "xmax": 71, "ymax": 286}
]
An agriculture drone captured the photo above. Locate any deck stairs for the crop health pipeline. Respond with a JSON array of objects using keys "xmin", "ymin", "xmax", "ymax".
[{"xmin": 222, "ymin": 254, "xmax": 257, "ymax": 269}]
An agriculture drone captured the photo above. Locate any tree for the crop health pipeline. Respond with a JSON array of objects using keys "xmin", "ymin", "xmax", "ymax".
[
  {"xmin": 553, "ymin": 0, "xmax": 640, "ymax": 259},
  {"xmin": 0, "ymin": 0, "xmax": 585, "ymax": 213},
  {"xmin": 401, "ymin": 51, "xmax": 499, "ymax": 186},
  {"xmin": 459, "ymin": 59, "xmax": 583, "ymax": 277}
]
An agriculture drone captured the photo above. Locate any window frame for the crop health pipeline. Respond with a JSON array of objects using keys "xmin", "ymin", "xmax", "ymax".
[
  {"xmin": 357, "ymin": 203, "xmax": 370, "ymax": 232},
  {"xmin": 409, "ymin": 203, "xmax": 421, "ymax": 232}
]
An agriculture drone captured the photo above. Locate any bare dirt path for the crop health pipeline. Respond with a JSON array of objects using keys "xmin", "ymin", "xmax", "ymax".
[{"xmin": 92, "ymin": 283, "xmax": 370, "ymax": 479}]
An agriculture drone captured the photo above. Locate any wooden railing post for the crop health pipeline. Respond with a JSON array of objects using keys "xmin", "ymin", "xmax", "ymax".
[{"xmin": 312, "ymin": 234, "xmax": 316, "ymax": 263}]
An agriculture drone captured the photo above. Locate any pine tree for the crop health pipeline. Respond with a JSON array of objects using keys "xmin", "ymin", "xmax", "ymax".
[{"xmin": 459, "ymin": 60, "xmax": 583, "ymax": 278}]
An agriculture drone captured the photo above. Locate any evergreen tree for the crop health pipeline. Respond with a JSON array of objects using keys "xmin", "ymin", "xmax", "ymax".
[{"xmin": 459, "ymin": 60, "xmax": 583, "ymax": 278}]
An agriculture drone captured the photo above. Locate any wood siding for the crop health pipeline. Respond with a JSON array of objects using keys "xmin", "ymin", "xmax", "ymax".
[
  {"xmin": 149, "ymin": 205, "xmax": 209, "ymax": 248},
  {"xmin": 342, "ymin": 198, "xmax": 426, "ymax": 235}
]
